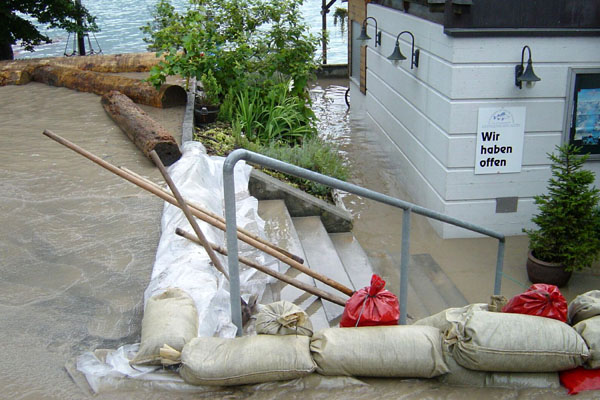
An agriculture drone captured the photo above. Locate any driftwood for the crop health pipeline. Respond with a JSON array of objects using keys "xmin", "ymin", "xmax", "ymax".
[
  {"xmin": 32, "ymin": 64, "xmax": 185, "ymax": 108},
  {"xmin": 0, "ymin": 52, "xmax": 162, "ymax": 74},
  {"xmin": 176, "ymin": 228, "xmax": 347, "ymax": 306},
  {"xmin": 0, "ymin": 69, "xmax": 32, "ymax": 86},
  {"xmin": 101, "ymin": 91, "xmax": 181, "ymax": 166},
  {"xmin": 42, "ymin": 130, "xmax": 354, "ymax": 297}
]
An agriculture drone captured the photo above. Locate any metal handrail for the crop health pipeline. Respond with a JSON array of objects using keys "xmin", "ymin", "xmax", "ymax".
[{"xmin": 223, "ymin": 149, "xmax": 506, "ymax": 335}]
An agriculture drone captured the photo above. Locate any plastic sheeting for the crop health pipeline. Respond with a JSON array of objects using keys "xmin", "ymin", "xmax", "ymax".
[{"xmin": 77, "ymin": 142, "xmax": 277, "ymax": 392}]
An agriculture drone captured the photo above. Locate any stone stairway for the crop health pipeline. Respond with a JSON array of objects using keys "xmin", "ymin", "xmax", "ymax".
[
  {"xmin": 252, "ymin": 173, "xmax": 470, "ymax": 328},
  {"xmin": 258, "ymin": 200, "xmax": 374, "ymax": 329}
]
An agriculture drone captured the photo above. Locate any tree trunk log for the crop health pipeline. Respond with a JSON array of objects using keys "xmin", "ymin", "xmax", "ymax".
[
  {"xmin": 101, "ymin": 90, "xmax": 181, "ymax": 166},
  {"xmin": 31, "ymin": 64, "xmax": 186, "ymax": 108},
  {"xmin": 0, "ymin": 52, "xmax": 163, "ymax": 73},
  {"xmin": 0, "ymin": 69, "xmax": 32, "ymax": 86}
]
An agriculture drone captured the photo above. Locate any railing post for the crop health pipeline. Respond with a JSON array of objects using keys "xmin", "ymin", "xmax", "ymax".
[
  {"xmin": 223, "ymin": 155, "xmax": 243, "ymax": 336},
  {"xmin": 399, "ymin": 208, "xmax": 411, "ymax": 325},
  {"xmin": 494, "ymin": 238, "xmax": 505, "ymax": 295}
]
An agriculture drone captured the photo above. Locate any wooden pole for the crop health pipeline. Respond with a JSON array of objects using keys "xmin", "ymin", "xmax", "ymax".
[
  {"xmin": 42, "ymin": 130, "xmax": 355, "ymax": 297},
  {"xmin": 121, "ymin": 166, "xmax": 304, "ymax": 264},
  {"xmin": 176, "ymin": 228, "xmax": 347, "ymax": 306},
  {"xmin": 149, "ymin": 150, "xmax": 229, "ymax": 279}
]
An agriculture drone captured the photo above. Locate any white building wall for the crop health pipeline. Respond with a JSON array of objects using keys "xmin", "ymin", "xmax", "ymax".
[{"xmin": 357, "ymin": 4, "xmax": 600, "ymax": 238}]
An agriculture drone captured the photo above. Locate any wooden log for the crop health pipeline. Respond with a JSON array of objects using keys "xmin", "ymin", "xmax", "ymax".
[
  {"xmin": 31, "ymin": 64, "xmax": 186, "ymax": 108},
  {"xmin": 0, "ymin": 52, "xmax": 162, "ymax": 74},
  {"xmin": 0, "ymin": 69, "xmax": 32, "ymax": 86},
  {"xmin": 101, "ymin": 91, "xmax": 181, "ymax": 166}
]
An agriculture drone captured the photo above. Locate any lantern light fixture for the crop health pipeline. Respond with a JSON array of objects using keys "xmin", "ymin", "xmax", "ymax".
[
  {"xmin": 515, "ymin": 45, "xmax": 541, "ymax": 89},
  {"xmin": 387, "ymin": 30, "xmax": 419, "ymax": 69},
  {"xmin": 357, "ymin": 17, "xmax": 381, "ymax": 47}
]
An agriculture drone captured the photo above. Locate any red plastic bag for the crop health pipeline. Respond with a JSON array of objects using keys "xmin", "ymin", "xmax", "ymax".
[
  {"xmin": 560, "ymin": 367, "xmax": 600, "ymax": 395},
  {"xmin": 502, "ymin": 283, "xmax": 567, "ymax": 322},
  {"xmin": 340, "ymin": 274, "xmax": 399, "ymax": 327}
]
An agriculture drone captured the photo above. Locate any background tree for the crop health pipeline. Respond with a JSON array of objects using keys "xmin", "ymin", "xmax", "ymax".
[{"xmin": 0, "ymin": 0, "xmax": 97, "ymax": 60}]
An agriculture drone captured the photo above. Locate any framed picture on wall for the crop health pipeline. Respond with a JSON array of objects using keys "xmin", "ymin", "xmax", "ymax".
[{"xmin": 565, "ymin": 68, "xmax": 600, "ymax": 159}]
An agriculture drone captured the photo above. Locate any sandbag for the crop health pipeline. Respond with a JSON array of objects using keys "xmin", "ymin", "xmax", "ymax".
[
  {"xmin": 413, "ymin": 303, "xmax": 489, "ymax": 333},
  {"xmin": 340, "ymin": 274, "xmax": 399, "ymax": 327},
  {"xmin": 502, "ymin": 283, "xmax": 567, "ymax": 322},
  {"xmin": 255, "ymin": 300, "xmax": 313, "ymax": 336},
  {"xmin": 310, "ymin": 326, "xmax": 449, "ymax": 378},
  {"xmin": 446, "ymin": 310, "xmax": 589, "ymax": 372},
  {"xmin": 569, "ymin": 290, "xmax": 600, "ymax": 325},
  {"xmin": 131, "ymin": 288, "xmax": 198, "ymax": 365},
  {"xmin": 179, "ymin": 335, "xmax": 315, "ymax": 386},
  {"xmin": 438, "ymin": 346, "xmax": 560, "ymax": 389},
  {"xmin": 574, "ymin": 316, "xmax": 600, "ymax": 369}
]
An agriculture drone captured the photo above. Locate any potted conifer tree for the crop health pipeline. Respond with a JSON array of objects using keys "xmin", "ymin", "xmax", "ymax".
[{"xmin": 524, "ymin": 144, "xmax": 600, "ymax": 286}]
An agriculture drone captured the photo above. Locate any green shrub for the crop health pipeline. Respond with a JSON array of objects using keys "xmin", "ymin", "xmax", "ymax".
[
  {"xmin": 193, "ymin": 124, "xmax": 347, "ymax": 198},
  {"xmin": 524, "ymin": 144, "xmax": 600, "ymax": 272}
]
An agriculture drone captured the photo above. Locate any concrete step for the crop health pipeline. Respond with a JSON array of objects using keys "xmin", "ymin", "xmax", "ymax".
[
  {"xmin": 257, "ymin": 200, "xmax": 330, "ymax": 332},
  {"xmin": 293, "ymin": 216, "xmax": 354, "ymax": 324},
  {"xmin": 329, "ymin": 232, "xmax": 374, "ymax": 291},
  {"xmin": 389, "ymin": 251, "xmax": 468, "ymax": 317}
]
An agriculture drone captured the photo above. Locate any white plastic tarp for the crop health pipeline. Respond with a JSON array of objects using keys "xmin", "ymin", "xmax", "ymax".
[{"xmin": 77, "ymin": 142, "xmax": 276, "ymax": 391}]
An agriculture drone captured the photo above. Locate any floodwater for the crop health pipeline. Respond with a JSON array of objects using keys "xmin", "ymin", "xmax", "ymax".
[{"xmin": 0, "ymin": 78, "xmax": 598, "ymax": 399}]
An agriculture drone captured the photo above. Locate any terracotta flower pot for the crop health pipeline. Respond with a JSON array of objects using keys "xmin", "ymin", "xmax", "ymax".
[{"xmin": 526, "ymin": 251, "xmax": 572, "ymax": 287}]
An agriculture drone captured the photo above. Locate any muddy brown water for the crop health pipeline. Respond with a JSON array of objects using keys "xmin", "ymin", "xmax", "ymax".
[{"xmin": 0, "ymin": 78, "xmax": 596, "ymax": 399}]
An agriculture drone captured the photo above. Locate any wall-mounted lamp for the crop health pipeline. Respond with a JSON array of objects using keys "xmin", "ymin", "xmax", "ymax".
[
  {"xmin": 357, "ymin": 17, "xmax": 381, "ymax": 47},
  {"xmin": 387, "ymin": 31, "xmax": 419, "ymax": 69},
  {"xmin": 515, "ymin": 45, "xmax": 541, "ymax": 89}
]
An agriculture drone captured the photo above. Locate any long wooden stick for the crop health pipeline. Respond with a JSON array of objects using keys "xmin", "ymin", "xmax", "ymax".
[
  {"xmin": 176, "ymin": 228, "xmax": 347, "ymax": 306},
  {"xmin": 42, "ymin": 130, "xmax": 355, "ymax": 297},
  {"xmin": 121, "ymin": 166, "xmax": 304, "ymax": 264},
  {"xmin": 149, "ymin": 150, "xmax": 229, "ymax": 279}
]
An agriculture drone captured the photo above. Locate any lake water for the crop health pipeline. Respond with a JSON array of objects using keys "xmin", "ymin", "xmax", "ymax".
[{"xmin": 13, "ymin": 0, "xmax": 348, "ymax": 64}]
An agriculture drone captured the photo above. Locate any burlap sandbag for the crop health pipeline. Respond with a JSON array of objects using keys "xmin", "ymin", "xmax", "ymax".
[
  {"xmin": 446, "ymin": 310, "xmax": 589, "ymax": 372},
  {"xmin": 574, "ymin": 315, "xmax": 600, "ymax": 369},
  {"xmin": 569, "ymin": 290, "xmax": 600, "ymax": 325},
  {"xmin": 413, "ymin": 303, "xmax": 488, "ymax": 333},
  {"xmin": 180, "ymin": 335, "xmax": 315, "ymax": 386},
  {"xmin": 255, "ymin": 300, "xmax": 313, "ymax": 336},
  {"xmin": 310, "ymin": 326, "xmax": 449, "ymax": 378},
  {"xmin": 131, "ymin": 288, "xmax": 198, "ymax": 365},
  {"xmin": 438, "ymin": 345, "xmax": 559, "ymax": 388}
]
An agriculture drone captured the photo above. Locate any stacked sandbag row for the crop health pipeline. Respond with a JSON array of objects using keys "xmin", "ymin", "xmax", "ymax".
[
  {"xmin": 131, "ymin": 297, "xmax": 450, "ymax": 386},
  {"xmin": 129, "ymin": 289, "xmax": 599, "ymax": 389}
]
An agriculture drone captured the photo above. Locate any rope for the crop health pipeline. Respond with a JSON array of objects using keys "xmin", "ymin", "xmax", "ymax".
[{"xmin": 354, "ymin": 294, "xmax": 370, "ymax": 327}]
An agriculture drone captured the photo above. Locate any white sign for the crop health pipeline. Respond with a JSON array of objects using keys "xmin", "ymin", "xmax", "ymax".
[{"xmin": 475, "ymin": 107, "xmax": 526, "ymax": 174}]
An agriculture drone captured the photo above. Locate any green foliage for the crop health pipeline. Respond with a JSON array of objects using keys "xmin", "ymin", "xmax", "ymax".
[
  {"xmin": 0, "ymin": 0, "xmax": 98, "ymax": 60},
  {"xmin": 231, "ymin": 81, "xmax": 316, "ymax": 145},
  {"xmin": 144, "ymin": 0, "xmax": 320, "ymax": 97},
  {"xmin": 525, "ymin": 144, "xmax": 600, "ymax": 272},
  {"xmin": 193, "ymin": 123, "xmax": 347, "ymax": 198},
  {"xmin": 140, "ymin": 0, "xmax": 184, "ymax": 51},
  {"xmin": 198, "ymin": 70, "xmax": 222, "ymax": 105}
]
